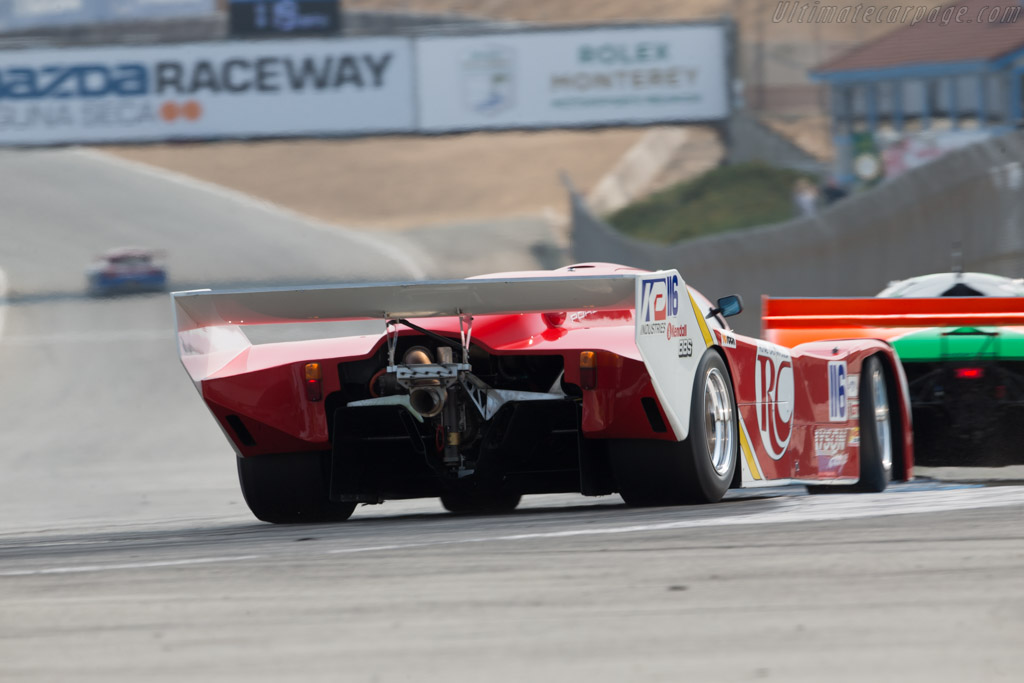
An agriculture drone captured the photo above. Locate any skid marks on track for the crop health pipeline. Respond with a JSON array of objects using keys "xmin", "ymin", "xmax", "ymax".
[{"xmin": 3, "ymin": 485, "xmax": 1023, "ymax": 577}]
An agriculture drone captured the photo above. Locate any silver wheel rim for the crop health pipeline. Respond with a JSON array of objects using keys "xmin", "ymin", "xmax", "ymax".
[
  {"xmin": 872, "ymin": 365, "xmax": 893, "ymax": 473},
  {"xmin": 703, "ymin": 367, "xmax": 735, "ymax": 476}
]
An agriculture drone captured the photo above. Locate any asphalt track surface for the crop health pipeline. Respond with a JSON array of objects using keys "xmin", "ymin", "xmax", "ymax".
[{"xmin": 1, "ymin": 149, "xmax": 1023, "ymax": 682}]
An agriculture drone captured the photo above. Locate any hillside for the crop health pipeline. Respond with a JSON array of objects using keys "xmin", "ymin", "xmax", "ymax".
[{"xmin": 606, "ymin": 162, "xmax": 806, "ymax": 243}]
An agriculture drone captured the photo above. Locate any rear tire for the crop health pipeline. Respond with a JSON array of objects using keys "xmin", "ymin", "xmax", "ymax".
[
  {"xmin": 237, "ymin": 452, "xmax": 357, "ymax": 524},
  {"xmin": 854, "ymin": 356, "xmax": 893, "ymax": 492},
  {"xmin": 612, "ymin": 350, "xmax": 738, "ymax": 506}
]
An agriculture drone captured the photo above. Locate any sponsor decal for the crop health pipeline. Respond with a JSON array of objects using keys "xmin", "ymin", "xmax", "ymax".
[
  {"xmin": 847, "ymin": 373, "xmax": 859, "ymax": 399},
  {"xmin": 568, "ymin": 310, "xmax": 597, "ymax": 324},
  {"xmin": 827, "ymin": 453, "xmax": 849, "ymax": 471},
  {"xmin": 715, "ymin": 328, "xmax": 736, "ymax": 348},
  {"xmin": 849, "ymin": 399, "xmax": 859, "ymax": 420},
  {"xmin": 638, "ymin": 274, "xmax": 680, "ymax": 336},
  {"xmin": 815, "ymin": 427, "xmax": 849, "ymax": 472},
  {"xmin": 814, "ymin": 427, "xmax": 847, "ymax": 456},
  {"xmin": 461, "ymin": 45, "xmax": 516, "ymax": 116},
  {"xmin": 677, "ymin": 337, "xmax": 693, "ymax": 358},
  {"xmin": 567, "ymin": 309, "xmax": 633, "ymax": 325},
  {"xmin": 848, "ymin": 426, "xmax": 860, "ymax": 446},
  {"xmin": 828, "ymin": 360, "xmax": 847, "ymax": 422},
  {"xmin": 755, "ymin": 343, "xmax": 794, "ymax": 460}
]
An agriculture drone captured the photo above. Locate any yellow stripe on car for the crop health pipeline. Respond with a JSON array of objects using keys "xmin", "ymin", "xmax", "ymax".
[
  {"xmin": 688, "ymin": 292, "xmax": 714, "ymax": 347},
  {"xmin": 739, "ymin": 418, "xmax": 762, "ymax": 481}
]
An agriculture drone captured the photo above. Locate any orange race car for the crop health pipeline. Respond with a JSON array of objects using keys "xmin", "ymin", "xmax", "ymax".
[{"xmin": 763, "ymin": 272, "xmax": 1024, "ymax": 466}]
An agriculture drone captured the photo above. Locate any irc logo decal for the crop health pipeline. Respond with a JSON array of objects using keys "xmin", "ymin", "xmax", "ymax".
[
  {"xmin": 755, "ymin": 343, "xmax": 794, "ymax": 460},
  {"xmin": 828, "ymin": 360, "xmax": 847, "ymax": 422},
  {"xmin": 640, "ymin": 275, "xmax": 679, "ymax": 322},
  {"xmin": 638, "ymin": 275, "xmax": 680, "ymax": 336}
]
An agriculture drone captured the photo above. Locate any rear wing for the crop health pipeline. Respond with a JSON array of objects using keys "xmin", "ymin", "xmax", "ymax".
[
  {"xmin": 174, "ymin": 275, "xmax": 636, "ymax": 332},
  {"xmin": 762, "ymin": 295, "xmax": 1024, "ymax": 347},
  {"xmin": 172, "ymin": 270, "xmax": 710, "ymax": 440}
]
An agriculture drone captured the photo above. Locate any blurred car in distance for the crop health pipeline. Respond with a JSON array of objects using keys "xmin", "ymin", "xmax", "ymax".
[{"xmin": 86, "ymin": 248, "xmax": 167, "ymax": 296}]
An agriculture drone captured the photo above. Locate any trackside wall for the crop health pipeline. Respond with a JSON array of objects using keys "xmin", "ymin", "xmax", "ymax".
[{"xmin": 570, "ymin": 132, "xmax": 1024, "ymax": 337}]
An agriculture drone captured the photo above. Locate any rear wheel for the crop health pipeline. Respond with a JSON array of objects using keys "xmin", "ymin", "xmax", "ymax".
[
  {"xmin": 237, "ymin": 452, "xmax": 357, "ymax": 524},
  {"xmin": 612, "ymin": 350, "xmax": 738, "ymax": 506},
  {"xmin": 854, "ymin": 356, "xmax": 893, "ymax": 492}
]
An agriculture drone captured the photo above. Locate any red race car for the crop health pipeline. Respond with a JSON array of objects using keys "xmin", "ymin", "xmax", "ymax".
[{"xmin": 173, "ymin": 264, "xmax": 913, "ymax": 523}]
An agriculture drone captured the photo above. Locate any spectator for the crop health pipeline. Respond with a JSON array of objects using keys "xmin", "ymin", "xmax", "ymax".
[
  {"xmin": 821, "ymin": 178, "xmax": 849, "ymax": 205},
  {"xmin": 793, "ymin": 178, "xmax": 818, "ymax": 217}
]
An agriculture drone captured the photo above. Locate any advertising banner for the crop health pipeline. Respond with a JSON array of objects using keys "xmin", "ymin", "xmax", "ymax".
[
  {"xmin": 416, "ymin": 24, "xmax": 730, "ymax": 132},
  {"xmin": 0, "ymin": 0, "xmax": 99, "ymax": 32},
  {"xmin": 0, "ymin": 0, "xmax": 215, "ymax": 32},
  {"xmin": 103, "ymin": 0, "xmax": 215, "ymax": 22},
  {"xmin": 0, "ymin": 37, "xmax": 414, "ymax": 145}
]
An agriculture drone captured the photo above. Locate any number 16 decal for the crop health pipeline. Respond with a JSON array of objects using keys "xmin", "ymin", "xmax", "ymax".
[{"xmin": 828, "ymin": 361, "xmax": 847, "ymax": 422}]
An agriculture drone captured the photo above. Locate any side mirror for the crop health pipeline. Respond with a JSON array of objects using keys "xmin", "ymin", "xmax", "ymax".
[{"xmin": 707, "ymin": 294, "xmax": 743, "ymax": 319}]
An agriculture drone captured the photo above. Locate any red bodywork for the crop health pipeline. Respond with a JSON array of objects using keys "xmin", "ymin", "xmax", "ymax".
[
  {"xmin": 201, "ymin": 309, "xmax": 669, "ymax": 453},
  {"xmin": 762, "ymin": 295, "xmax": 1024, "ymax": 347},
  {"xmin": 187, "ymin": 264, "xmax": 913, "ymax": 493}
]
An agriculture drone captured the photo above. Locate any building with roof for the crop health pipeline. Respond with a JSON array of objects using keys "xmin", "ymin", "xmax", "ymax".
[{"xmin": 812, "ymin": 0, "xmax": 1024, "ymax": 184}]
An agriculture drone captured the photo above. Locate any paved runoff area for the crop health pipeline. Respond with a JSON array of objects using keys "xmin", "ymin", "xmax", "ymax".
[{"xmin": 1, "ymin": 148, "xmax": 1022, "ymax": 682}]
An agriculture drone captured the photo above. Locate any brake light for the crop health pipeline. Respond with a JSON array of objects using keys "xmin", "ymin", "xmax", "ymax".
[
  {"xmin": 304, "ymin": 363, "xmax": 323, "ymax": 401},
  {"xmin": 543, "ymin": 311, "xmax": 567, "ymax": 327},
  {"xmin": 580, "ymin": 351, "xmax": 597, "ymax": 390},
  {"xmin": 955, "ymin": 367, "xmax": 984, "ymax": 380}
]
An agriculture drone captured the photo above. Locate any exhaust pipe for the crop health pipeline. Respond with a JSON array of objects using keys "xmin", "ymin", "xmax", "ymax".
[
  {"xmin": 403, "ymin": 346, "xmax": 446, "ymax": 417},
  {"xmin": 410, "ymin": 385, "xmax": 446, "ymax": 417}
]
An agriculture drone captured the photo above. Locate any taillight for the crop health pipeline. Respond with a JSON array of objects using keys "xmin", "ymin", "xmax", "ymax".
[
  {"xmin": 580, "ymin": 351, "xmax": 597, "ymax": 390},
  {"xmin": 955, "ymin": 367, "xmax": 984, "ymax": 380},
  {"xmin": 543, "ymin": 311, "xmax": 566, "ymax": 327},
  {"xmin": 304, "ymin": 362, "xmax": 323, "ymax": 401}
]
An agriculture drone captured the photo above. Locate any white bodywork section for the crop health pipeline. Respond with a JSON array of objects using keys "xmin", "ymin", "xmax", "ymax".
[{"xmin": 632, "ymin": 270, "xmax": 708, "ymax": 442}]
